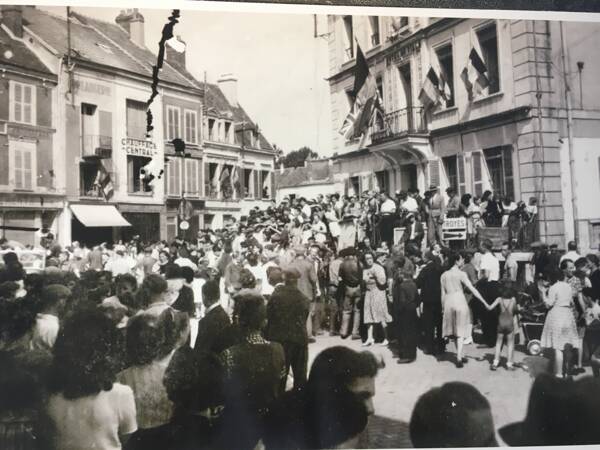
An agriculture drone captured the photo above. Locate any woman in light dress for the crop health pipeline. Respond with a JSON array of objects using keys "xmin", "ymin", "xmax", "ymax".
[
  {"xmin": 362, "ymin": 252, "xmax": 392, "ymax": 347},
  {"xmin": 441, "ymin": 252, "xmax": 488, "ymax": 368}
]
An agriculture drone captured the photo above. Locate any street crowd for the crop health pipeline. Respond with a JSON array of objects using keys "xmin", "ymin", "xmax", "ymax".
[{"xmin": 1, "ymin": 186, "xmax": 600, "ymax": 449}]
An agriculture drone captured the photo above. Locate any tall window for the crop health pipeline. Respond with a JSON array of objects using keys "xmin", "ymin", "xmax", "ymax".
[
  {"xmin": 369, "ymin": 16, "xmax": 380, "ymax": 47},
  {"xmin": 224, "ymin": 122, "xmax": 232, "ymax": 143},
  {"xmin": 10, "ymin": 142, "xmax": 35, "ymax": 190},
  {"xmin": 167, "ymin": 158, "xmax": 181, "ymax": 197},
  {"xmin": 476, "ymin": 22, "xmax": 500, "ymax": 95},
  {"xmin": 436, "ymin": 43, "xmax": 455, "ymax": 108},
  {"xmin": 184, "ymin": 110, "xmax": 197, "ymax": 144},
  {"xmin": 185, "ymin": 158, "xmax": 199, "ymax": 196},
  {"xmin": 243, "ymin": 168, "xmax": 252, "ymax": 198},
  {"xmin": 126, "ymin": 100, "xmax": 146, "ymax": 139},
  {"xmin": 166, "ymin": 105, "xmax": 181, "ymax": 141},
  {"xmin": 10, "ymin": 81, "xmax": 35, "ymax": 125},
  {"xmin": 208, "ymin": 119, "xmax": 215, "ymax": 141},
  {"xmin": 127, "ymin": 155, "xmax": 152, "ymax": 193},
  {"xmin": 484, "ymin": 146, "xmax": 514, "ymax": 200},
  {"xmin": 342, "ymin": 16, "xmax": 354, "ymax": 61}
]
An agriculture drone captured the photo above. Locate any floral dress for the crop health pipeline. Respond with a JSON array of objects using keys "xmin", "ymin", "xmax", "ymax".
[
  {"xmin": 362, "ymin": 264, "xmax": 392, "ymax": 324},
  {"xmin": 541, "ymin": 281, "xmax": 580, "ymax": 350}
]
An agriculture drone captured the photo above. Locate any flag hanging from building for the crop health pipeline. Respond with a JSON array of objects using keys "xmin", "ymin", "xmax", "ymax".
[
  {"xmin": 338, "ymin": 42, "xmax": 379, "ymax": 140},
  {"xmin": 418, "ymin": 67, "xmax": 442, "ymax": 110},
  {"xmin": 94, "ymin": 163, "xmax": 114, "ymax": 201},
  {"xmin": 438, "ymin": 70, "xmax": 452, "ymax": 103},
  {"xmin": 231, "ymin": 166, "xmax": 241, "ymax": 194},
  {"xmin": 210, "ymin": 165, "xmax": 220, "ymax": 195},
  {"xmin": 220, "ymin": 167, "xmax": 232, "ymax": 198},
  {"xmin": 460, "ymin": 48, "xmax": 490, "ymax": 100},
  {"xmin": 177, "ymin": 198, "xmax": 194, "ymax": 220}
]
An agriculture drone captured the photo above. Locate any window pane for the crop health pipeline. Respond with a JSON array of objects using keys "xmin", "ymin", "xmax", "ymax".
[
  {"xmin": 477, "ymin": 24, "xmax": 500, "ymax": 94},
  {"xmin": 14, "ymin": 84, "xmax": 22, "ymax": 102},
  {"xmin": 24, "ymin": 86, "xmax": 31, "ymax": 104},
  {"xmin": 24, "ymin": 105, "xmax": 31, "ymax": 124},
  {"xmin": 14, "ymin": 103, "xmax": 21, "ymax": 122}
]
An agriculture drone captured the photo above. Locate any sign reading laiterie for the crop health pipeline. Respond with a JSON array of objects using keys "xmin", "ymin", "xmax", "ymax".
[{"xmin": 121, "ymin": 138, "xmax": 157, "ymax": 157}]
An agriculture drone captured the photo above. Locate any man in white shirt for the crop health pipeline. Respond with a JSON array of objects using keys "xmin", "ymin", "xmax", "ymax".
[
  {"xmin": 380, "ymin": 193, "xmax": 397, "ymax": 214},
  {"xmin": 379, "ymin": 192, "xmax": 397, "ymax": 248},
  {"xmin": 401, "ymin": 193, "xmax": 419, "ymax": 213},
  {"xmin": 479, "ymin": 240, "xmax": 500, "ymax": 282},
  {"xmin": 560, "ymin": 240, "xmax": 582, "ymax": 264}
]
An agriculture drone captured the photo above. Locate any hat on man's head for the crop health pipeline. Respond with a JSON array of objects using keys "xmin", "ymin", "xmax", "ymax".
[
  {"xmin": 338, "ymin": 247, "xmax": 357, "ymax": 258},
  {"xmin": 499, "ymin": 374, "xmax": 600, "ymax": 446},
  {"xmin": 428, "ymin": 184, "xmax": 438, "ymax": 191}
]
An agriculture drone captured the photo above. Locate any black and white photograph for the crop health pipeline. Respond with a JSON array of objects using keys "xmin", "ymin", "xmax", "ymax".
[{"xmin": 1, "ymin": 1, "xmax": 600, "ymax": 448}]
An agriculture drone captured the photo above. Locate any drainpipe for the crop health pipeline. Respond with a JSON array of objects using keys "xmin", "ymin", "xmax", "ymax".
[{"xmin": 560, "ymin": 21, "xmax": 579, "ymax": 242}]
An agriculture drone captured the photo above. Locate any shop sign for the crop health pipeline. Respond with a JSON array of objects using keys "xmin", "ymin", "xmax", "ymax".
[
  {"xmin": 121, "ymin": 138, "xmax": 157, "ymax": 157},
  {"xmin": 442, "ymin": 217, "xmax": 467, "ymax": 241},
  {"xmin": 73, "ymin": 79, "xmax": 111, "ymax": 96}
]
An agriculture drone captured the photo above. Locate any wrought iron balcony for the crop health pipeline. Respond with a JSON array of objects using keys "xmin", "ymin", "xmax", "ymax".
[
  {"xmin": 370, "ymin": 106, "xmax": 428, "ymax": 145},
  {"xmin": 82, "ymin": 134, "xmax": 112, "ymax": 159}
]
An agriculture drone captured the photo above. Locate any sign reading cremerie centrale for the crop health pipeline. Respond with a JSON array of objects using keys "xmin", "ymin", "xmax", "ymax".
[{"xmin": 121, "ymin": 138, "xmax": 157, "ymax": 157}]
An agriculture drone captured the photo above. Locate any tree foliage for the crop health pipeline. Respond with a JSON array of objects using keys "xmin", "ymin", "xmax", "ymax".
[{"xmin": 277, "ymin": 146, "xmax": 319, "ymax": 168}]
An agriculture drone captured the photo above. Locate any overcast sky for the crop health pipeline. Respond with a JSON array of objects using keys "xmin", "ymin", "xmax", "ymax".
[{"xmin": 42, "ymin": 6, "xmax": 332, "ymax": 155}]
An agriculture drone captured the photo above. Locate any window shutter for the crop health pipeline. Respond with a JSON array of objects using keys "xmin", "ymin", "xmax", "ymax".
[
  {"xmin": 198, "ymin": 159, "xmax": 203, "ymax": 197},
  {"xmin": 204, "ymin": 162, "xmax": 210, "ymax": 197},
  {"xmin": 23, "ymin": 86, "xmax": 32, "ymax": 124},
  {"xmin": 457, "ymin": 154, "xmax": 466, "ymax": 195},
  {"xmin": 23, "ymin": 149, "xmax": 32, "ymax": 190},
  {"xmin": 472, "ymin": 151, "xmax": 483, "ymax": 197},
  {"xmin": 270, "ymin": 171, "xmax": 275, "ymax": 200},
  {"xmin": 127, "ymin": 157, "xmax": 134, "ymax": 193},
  {"xmin": 254, "ymin": 170, "xmax": 260, "ymax": 199},
  {"xmin": 429, "ymin": 159, "xmax": 440, "ymax": 188},
  {"xmin": 14, "ymin": 149, "xmax": 23, "ymax": 188}
]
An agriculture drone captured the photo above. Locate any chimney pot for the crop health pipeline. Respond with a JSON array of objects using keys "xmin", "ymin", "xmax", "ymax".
[
  {"xmin": 116, "ymin": 8, "xmax": 145, "ymax": 47},
  {"xmin": 2, "ymin": 5, "xmax": 23, "ymax": 38},
  {"xmin": 217, "ymin": 73, "xmax": 238, "ymax": 107},
  {"xmin": 165, "ymin": 35, "xmax": 186, "ymax": 68}
]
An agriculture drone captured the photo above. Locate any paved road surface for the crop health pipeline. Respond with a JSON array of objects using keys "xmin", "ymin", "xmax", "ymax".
[{"xmin": 303, "ymin": 334, "xmax": 592, "ymax": 448}]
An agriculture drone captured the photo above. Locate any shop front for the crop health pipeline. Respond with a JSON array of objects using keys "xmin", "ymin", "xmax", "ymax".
[{"xmin": 69, "ymin": 204, "xmax": 131, "ymax": 247}]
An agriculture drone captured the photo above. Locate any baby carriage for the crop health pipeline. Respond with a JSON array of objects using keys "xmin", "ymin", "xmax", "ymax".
[{"xmin": 517, "ymin": 291, "xmax": 547, "ymax": 356}]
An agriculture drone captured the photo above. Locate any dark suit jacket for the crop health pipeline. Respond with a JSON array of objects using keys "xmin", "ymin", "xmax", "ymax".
[
  {"xmin": 416, "ymin": 261, "xmax": 442, "ymax": 307},
  {"xmin": 266, "ymin": 284, "xmax": 310, "ymax": 345},
  {"xmin": 402, "ymin": 221, "xmax": 424, "ymax": 245},
  {"xmin": 172, "ymin": 285, "xmax": 196, "ymax": 316},
  {"xmin": 194, "ymin": 305, "xmax": 231, "ymax": 356}
]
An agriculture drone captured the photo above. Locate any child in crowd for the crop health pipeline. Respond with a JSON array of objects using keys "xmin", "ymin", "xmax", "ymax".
[
  {"xmin": 44, "ymin": 308, "xmax": 137, "ymax": 450},
  {"xmin": 486, "ymin": 280, "xmax": 519, "ymax": 370}
]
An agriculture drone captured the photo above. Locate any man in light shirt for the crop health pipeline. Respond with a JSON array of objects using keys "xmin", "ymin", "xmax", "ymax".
[
  {"xmin": 560, "ymin": 240, "xmax": 582, "ymax": 265},
  {"xmin": 501, "ymin": 242, "xmax": 518, "ymax": 282},
  {"xmin": 479, "ymin": 240, "xmax": 500, "ymax": 282},
  {"xmin": 379, "ymin": 192, "xmax": 397, "ymax": 248}
]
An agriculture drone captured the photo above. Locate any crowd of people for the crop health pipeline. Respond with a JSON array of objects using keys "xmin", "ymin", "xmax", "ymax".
[{"xmin": 1, "ymin": 188, "xmax": 600, "ymax": 449}]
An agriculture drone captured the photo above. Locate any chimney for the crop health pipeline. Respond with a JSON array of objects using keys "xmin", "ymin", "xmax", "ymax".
[
  {"xmin": 217, "ymin": 73, "xmax": 238, "ymax": 107},
  {"xmin": 116, "ymin": 8, "xmax": 145, "ymax": 48},
  {"xmin": 165, "ymin": 35, "xmax": 186, "ymax": 68},
  {"xmin": 2, "ymin": 5, "xmax": 23, "ymax": 38}
]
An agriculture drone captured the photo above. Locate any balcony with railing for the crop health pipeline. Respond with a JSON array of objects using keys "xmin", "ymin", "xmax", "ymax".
[
  {"xmin": 370, "ymin": 106, "xmax": 428, "ymax": 145},
  {"xmin": 82, "ymin": 134, "xmax": 112, "ymax": 159}
]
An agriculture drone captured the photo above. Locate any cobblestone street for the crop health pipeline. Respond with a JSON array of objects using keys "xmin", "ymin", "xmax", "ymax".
[{"xmin": 305, "ymin": 334, "xmax": 592, "ymax": 448}]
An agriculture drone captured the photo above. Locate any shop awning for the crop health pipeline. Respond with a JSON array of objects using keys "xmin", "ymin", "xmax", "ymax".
[{"xmin": 70, "ymin": 205, "xmax": 131, "ymax": 227}]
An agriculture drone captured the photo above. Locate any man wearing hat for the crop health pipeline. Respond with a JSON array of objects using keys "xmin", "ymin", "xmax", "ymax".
[{"xmin": 266, "ymin": 267, "xmax": 311, "ymax": 392}]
